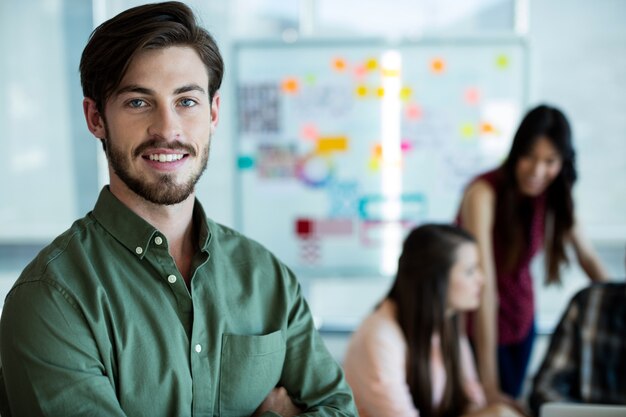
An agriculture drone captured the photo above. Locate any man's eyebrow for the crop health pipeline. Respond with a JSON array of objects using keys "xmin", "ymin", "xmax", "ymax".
[
  {"xmin": 115, "ymin": 85, "xmax": 154, "ymax": 96},
  {"xmin": 114, "ymin": 84, "xmax": 207, "ymax": 96},
  {"xmin": 174, "ymin": 84, "xmax": 207, "ymax": 95}
]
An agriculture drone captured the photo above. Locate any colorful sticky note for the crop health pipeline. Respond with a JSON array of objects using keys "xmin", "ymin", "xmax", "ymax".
[
  {"xmin": 295, "ymin": 218, "xmax": 315, "ymax": 238},
  {"xmin": 381, "ymin": 68, "xmax": 400, "ymax": 77},
  {"xmin": 332, "ymin": 57, "xmax": 347, "ymax": 71},
  {"xmin": 354, "ymin": 65, "xmax": 367, "ymax": 78},
  {"xmin": 368, "ymin": 157, "xmax": 380, "ymax": 172},
  {"xmin": 316, "ymin": 136, "xmax": 349, "ymax": 154},
  {"xmin": 300, "ymin": 123, "xmax": 319, "ymax": 141},
  {"xmin": 304, "ymin": 74, "xmax": 317, "ymax": 85},
  {"xmin": 400, "ymin": 86, "xmax": 413, "ymax": 101},
  {"xmin": 405, "ymin": 103, "xmax": 423, "ymax": 120},
  {"xmin": 464, "ymin": 87, "xmax": 480, "ymax": 105},
  {"xmin": 355, "ymin": 84, "xmax": 369, "ymax": 98},
  {"xmin": 430, "ymin": 58, "xmax": 446, "ymax": 74},
  {"xmin": 281, "ymin": 77, "xmax": 299, "ymax": 94},
  {"xmin": 400, "ymin": 140, "xmax": 413, "ymax": 153},
  {"xmin": 496, "ymin": 54, "xmax": 509, "ymax": 69},
  {"xmin": 373, "ymin": 143, "xmax": 383, "ymax": 159},
  {"xmin": 237, "ymin": 155, "xmax": 255, "ymax": 169},
  {"xmin": 365, "ymin": 58, "xmax": 378, "ymax": 71},
  {"xmin": 460, "ymin": 122, "xmax": 476, "ymax": 139},
  {"xmin": 480, "ymin": 122, "xmax": 496, "ymax": 134},
  {"xmin": 376, "ymin": 87, "xmax": 385, "ymax": 98}
]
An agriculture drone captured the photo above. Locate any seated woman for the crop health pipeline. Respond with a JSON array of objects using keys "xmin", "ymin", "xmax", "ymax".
[{"xmin": 343, "ymin": 224, "xmax": 524, "ymax": 417}]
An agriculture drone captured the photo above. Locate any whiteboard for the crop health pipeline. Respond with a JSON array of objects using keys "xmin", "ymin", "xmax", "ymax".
[{"xmin": 234, "ymin": 38, "xmax": 527, "ymax": 275}]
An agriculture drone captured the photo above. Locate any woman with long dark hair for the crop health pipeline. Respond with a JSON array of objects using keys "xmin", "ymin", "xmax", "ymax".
[
  {"xmin": 457, "ymin": 104, "xmax": 607, "ymax": 403},
  {"xmin": 344, "ymin": 224, "xmax": 523, "ymax": 417}
]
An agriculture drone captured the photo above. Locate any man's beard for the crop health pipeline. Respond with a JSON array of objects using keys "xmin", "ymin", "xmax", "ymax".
[{"xmin": 104, "ymin": 135, "xmax": 210, "ymax": 206}]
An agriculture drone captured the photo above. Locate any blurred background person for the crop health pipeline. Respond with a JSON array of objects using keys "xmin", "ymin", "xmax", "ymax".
[
  {"xmin": 528, "ymin": 248, "xmax": 626, "ymax": 416},
  {"xmin": 457, "ymin": 104, "xmax": 608, "ymax": 403},
  {"xmin": 343, "ymin": 224, "xmax": 525, "ymax": 417}
]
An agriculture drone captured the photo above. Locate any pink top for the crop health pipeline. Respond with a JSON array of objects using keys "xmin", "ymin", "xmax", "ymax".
[
  {"xmin": 343, "ymin": 300, "xmax": 486, "ymax": 417},
  {"xmin": 457, "ymin": 169, "xmax": 545, "ymax": 344}
]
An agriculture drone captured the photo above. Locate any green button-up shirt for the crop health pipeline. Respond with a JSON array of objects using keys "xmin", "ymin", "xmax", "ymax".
[{"xmin": 0, "ymin": 187, "xmax": 356, "ymax": 417}]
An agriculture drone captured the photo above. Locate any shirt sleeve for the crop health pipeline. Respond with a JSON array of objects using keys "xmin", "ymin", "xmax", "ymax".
[
  {"xmin": 343, "ymin": 312, "xmax": 419, "ymax": 417},
  {"xmin": 528, "ymin": 296, "xmax": 582, "ymax": 416},
  {"xmin": 277, "ymin": 267, "xmax": 358, "ymax": 416},
  {"xmin": 0, "ymin": 280, "xmax": 126, "ymax": 417}
]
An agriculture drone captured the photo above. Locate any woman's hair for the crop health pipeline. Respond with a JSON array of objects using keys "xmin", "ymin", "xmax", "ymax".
[
  {"xmin": 499, "ymin": 104, "xmax": 577, "ymax": 283},
  {"xmin": 79, "ymin": 1, "xmax": 224, "ymax": 113},
  {"xmin": 387, "ymin": 224, "xmax": 476, "ymax": 417}
]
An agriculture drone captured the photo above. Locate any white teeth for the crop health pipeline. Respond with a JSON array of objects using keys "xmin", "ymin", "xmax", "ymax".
[{"xmin": 148, "ymin": 154, "xmax": 184, "ymax": 162}]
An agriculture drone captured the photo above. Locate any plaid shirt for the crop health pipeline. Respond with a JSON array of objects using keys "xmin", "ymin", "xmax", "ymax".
[{"xmin": 529, "ymin": 282, "xmax": 626, "ymax": 416}]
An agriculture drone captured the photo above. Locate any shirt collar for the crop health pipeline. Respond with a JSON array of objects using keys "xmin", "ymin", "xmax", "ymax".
[{"xmin": 92, "ymin": 186, "xmax": 212, "ymax": 258}]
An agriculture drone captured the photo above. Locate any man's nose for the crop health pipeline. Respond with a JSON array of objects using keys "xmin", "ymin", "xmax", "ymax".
[{"xmin": 147, "ymin": 105, "xmax": 181, "ymax": 141}]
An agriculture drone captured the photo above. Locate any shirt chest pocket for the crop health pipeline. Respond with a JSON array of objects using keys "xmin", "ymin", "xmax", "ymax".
[{"xmin": 219, "ymin": 329, "xmax": 286, "ymax": 417}]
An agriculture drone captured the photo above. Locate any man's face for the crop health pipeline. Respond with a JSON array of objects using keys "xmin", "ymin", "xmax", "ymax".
[{"xmin": 96, "ymin": 46, "xmax": 218, "ymax": 205}]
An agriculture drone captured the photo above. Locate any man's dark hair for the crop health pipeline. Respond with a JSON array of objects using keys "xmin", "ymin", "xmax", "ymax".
[{"xmin": 79, "ymin": 1, "xmax": 224, "ymax": 113}]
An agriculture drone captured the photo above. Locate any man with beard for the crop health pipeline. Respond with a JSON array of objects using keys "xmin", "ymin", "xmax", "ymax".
[{"xmin": 0, "ymin": 3, "xmax": 356, "ymax": 416}]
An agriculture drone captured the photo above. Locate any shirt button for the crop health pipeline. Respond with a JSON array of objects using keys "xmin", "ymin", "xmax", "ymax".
[
  {"xmin": 195, "ymin": 344, "xmax": 202, "ymax": 353},
  {"xmin": 135, "ymin": 246, "xmax": 143, "ymax": 255},
  {"xmin": 154, "ymin": 236, "xmax": 163, "ymax": 245},
  {"xmin": 167, "ymin": 275, "xmax": 177, "ymax": 284}
]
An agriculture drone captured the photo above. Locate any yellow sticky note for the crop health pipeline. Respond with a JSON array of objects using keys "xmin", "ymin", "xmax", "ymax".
[
  {"xmin": 365, "ymin": 58, "xmax": 378, "ymax": 71},
  {"xmin": 496, "ymin": 54, "xmax": 509, "ymax": 69},
  {"xmin": 368, "ymin": 157, "xmax": 380, "ymax": 172},
  {"xmin": 355, "ymin": 84, "xmax": 369, "ymax": 98},
  {"xmin": 317, "ymin": 136, "xmax": 349, "ymax": 154},
  {"xmin": 400, "ymin": 86, "xmax": 413, "ymax": 101},
  {"xmin": 460, "ymin": 122, "xmax": 475, "ymax": 139}
]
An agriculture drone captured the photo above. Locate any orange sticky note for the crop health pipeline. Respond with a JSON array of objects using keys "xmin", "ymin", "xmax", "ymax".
[
  {"xmin": 373, "ymin": 143, "xmax": 383, "ymax": 159},
  {"xmin": 332, "ymin": 57, "xmax": 347, "ymax": 72},
  {"xmin": 281, "ymin": 77, "xmax": 299, "ymax": 94},
  {"xmin": 480, "ymin": 122, "xmax": 495, "ymax": 134},
  {"xmin": 430, "ymin": 58, "xmax": 446, "ymax": 74}
]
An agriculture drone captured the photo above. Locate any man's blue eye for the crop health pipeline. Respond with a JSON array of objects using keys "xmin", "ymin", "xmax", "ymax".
[
  {"xmin": 129, "ymin": 99, "xmax": 145, "ymax": 108},
  {"xmin": 180, "ymin": 98, "xmax": 196, "ymax": 107}
]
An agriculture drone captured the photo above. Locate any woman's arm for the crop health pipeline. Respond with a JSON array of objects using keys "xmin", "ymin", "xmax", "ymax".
[
  {"xmin": 569, "ymin": 222, "xmax": 608, "ymax": 282},
  {"xmin": 460, "ymin": 180, "xmax": 501, "ymax": 402},
  {"xmin": 343, "ymin": 305, "xmax": 418, "ymax": 417}
]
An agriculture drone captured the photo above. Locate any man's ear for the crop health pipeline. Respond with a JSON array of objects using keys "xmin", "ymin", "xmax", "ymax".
[
  {"xmin": 210, "ymin": 92, "xmax": 220, "ymax": 133},
  {"xmin": 83, "ymin": 98, "xmax": 106, "ymax": 139}
]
